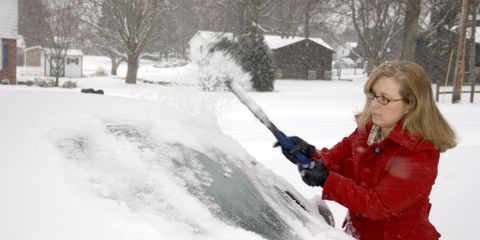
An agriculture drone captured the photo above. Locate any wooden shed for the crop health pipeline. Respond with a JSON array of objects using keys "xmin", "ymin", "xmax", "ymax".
[
  {"xmin": 189, "ymin": 31, "xmax": 334, "ymax": 80},
  {"xmin": 264, "ymin": 35, "xmax": 334, "ymax": 80}
]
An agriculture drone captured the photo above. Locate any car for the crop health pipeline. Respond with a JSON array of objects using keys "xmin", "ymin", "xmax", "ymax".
[{"xmin": 0, "ymin": 88, "xmax": 345, "ymax": 240}]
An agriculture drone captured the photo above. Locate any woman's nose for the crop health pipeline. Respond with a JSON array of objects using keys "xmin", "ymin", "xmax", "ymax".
[{"xmin": 370, "ymin": 98, "xmax": 381, "ymax": 109}]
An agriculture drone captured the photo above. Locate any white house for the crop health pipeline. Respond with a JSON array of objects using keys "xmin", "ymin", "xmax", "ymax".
[
  {"xmin": 188, "ymin": 31, "xmax": 234, "ymax": 61},
  {"xmin": 333, "ymin": 42, "xmax": 358, "ymax": 59},
  {"xmin": 0, "ymin": 0, "xmax": 18, "ymax": 84},
  {"xmin": 24, "ymin": 46, "xmax": 83, "ymax": 78}
]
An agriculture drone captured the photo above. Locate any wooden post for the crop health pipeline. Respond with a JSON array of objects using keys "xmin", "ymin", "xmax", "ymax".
[
  {"xmin": 445, "ymin": 49, "xmax": 455, "ymax": 87},
  {"xmin": 471, "ymin": 80, "xmax": 476, "ymax": 103},
  {"xmin": 438, "ymin": 49, "xmax": 455, "ymax": 102},
  {"xmin": 436, "ymin": 82, "xmax": 440, "ymax": 102},
  {"xmin": 452, "ymin": 0, "xmax": 470, "ymax": 103},
  {"xmin": 469, "ymin": 0, "xmax": 478, "ymax": 103}
]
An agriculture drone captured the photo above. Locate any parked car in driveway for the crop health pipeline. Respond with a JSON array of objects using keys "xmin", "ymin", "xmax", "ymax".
[{"xmin": 0, "ymin": 88, "xmax": 348, "ymax": 240}]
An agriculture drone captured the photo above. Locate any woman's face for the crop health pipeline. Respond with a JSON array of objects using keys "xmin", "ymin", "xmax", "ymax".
[{"xmin": 369, "ymin": 76, "xmax": 411, "ymax": 133}]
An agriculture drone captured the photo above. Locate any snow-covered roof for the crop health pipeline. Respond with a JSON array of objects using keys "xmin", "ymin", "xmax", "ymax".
[
  {"xmin": 191, "ymin": 31, "xmax": 333, "ymax": 51},
  {"xmin": 263, "ymin": 35, "xmax": 333, "ymax": 51},
  {"xmin": 45, "ymin": 48, "xmax": 83, "ymax": 56},
  {"xmin": 25, "ymin": 46, "xmax": 84, "ymax": 56},
  {"xmin": 346, "ymin": 42, "xmax": 358, "ymax": 49}
]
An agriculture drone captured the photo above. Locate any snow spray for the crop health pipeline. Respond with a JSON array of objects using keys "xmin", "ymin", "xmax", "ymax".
[
  {"xmin": 225, "ymin": 78, "xmax": 311, "ymax": 168},
  {"xmin": 199, "ymin": 51, "xmax": 312, "ymax": 168}
]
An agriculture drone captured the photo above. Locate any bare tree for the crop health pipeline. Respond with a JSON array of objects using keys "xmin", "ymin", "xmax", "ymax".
[
  {"xmin": 25, "ymin": 0, "xmax": 82, "ymax": 86},
  {"xmin": 213, "ymin": 0, "xmax": 276, "ymax": 35},
  {"xmin": 348, "ymin": 0, "xmax": 403, "ymax": 73},
  {"xmin": 401, "ymin": 0, "xmax": 421, "ymax": 61},
  {"xmin": 82, "ymin": 1, "xmax": 125, "ymax": 75},
  {"xmin": 18, "ymin": 0, "xmax": 50, "ymax": 47},
  {"xmin": 269, "ymin": 0, "xmax": 304, "ymax": 37},
  {"xmin": 85, "ymin": 0, "xmax": 169, "ymax": 84}
]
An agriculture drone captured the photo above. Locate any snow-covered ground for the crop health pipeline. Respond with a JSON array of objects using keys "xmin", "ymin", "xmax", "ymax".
[{"xmin": 3, "ymin": 55, "xmax": 480, "ymax": 239}]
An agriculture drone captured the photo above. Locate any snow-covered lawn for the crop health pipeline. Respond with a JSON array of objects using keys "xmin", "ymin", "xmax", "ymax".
[
  {"xmin": 2, "ymin": 55, "xmax": 479, "ymax": 239},
  {"xmin": 217, "ymin": 79, "xmax": 480, "ymax": 240}
]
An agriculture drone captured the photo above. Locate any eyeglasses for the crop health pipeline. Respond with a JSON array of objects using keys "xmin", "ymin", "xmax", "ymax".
[{"xmin": 366, "ymin": 91, "xmax": 405, "ymax": 105}]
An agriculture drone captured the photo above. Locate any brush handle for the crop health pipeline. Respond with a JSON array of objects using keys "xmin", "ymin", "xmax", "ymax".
[
  {"xmin": 273, "ymin": 130, "xmax": 311, "ymax": 168},
  {"xmin": 226, "ymin": 79, "xmax": 311, "ymax": 168}
]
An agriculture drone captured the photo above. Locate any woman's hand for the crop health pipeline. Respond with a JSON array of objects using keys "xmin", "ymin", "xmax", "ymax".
[
  {"xmin": 299, "ymin": 160, "xmax": 329, "ymax": 187},
  {"xmin": 273, "ymin": 136, "xmax": 316, "ymax": 164}
]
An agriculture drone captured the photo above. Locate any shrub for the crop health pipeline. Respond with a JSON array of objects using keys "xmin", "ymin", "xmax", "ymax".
[
  {"xmin": 36, "ymin": 79, "xmax": 55, "ymax": 88},
  {"xmin": 61, "ymin": 80, "xmax": 77, "ymax": 89},
  {"xmin": 17, "ymin": 80, "xmax": 35, "ymax": 86},
  {"xmin": 237, "ymin": 35, "xmax": 274, "ymax": 92},
  {"xmin": 93, "ymin": 67, "xmax": 108, "ymax": 76}
]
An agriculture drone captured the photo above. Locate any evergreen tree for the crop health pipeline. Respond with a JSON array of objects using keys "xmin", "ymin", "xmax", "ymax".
[
  {"xmin": 237, "ymin": 34, "xmax": 274, "ymax": 92},
  {"xmin": 211, "ymin": 34, "xmax": 274, "ymax": 92}
]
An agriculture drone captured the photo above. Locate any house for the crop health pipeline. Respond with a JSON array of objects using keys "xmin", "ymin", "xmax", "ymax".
[
  {"xmin": 189, "ymin": 31, "xmax": 334, "ymax": 80},
  {"xmin": 333, "ymin": 42, "xmax": 357, "ymax": 59},
  {"xmin": 189, "ymin": 31, "xmax": 234, "ymax": 62},
  {"xmin": 24, "ymin": 46, "xmax": 83, "ymax": 78},
  {"xmin": 264, "ymin": 35, "xmax": 334, "ymax": 80},
  {"xmin": 0, "ymin": 0, "xmax": 18, "ymax": 84}
]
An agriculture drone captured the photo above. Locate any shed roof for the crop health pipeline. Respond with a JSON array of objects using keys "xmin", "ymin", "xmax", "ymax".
[
  {"xmin": 191, "ymin": 31, "xmax": 333, "ymax": 51},
  {"xmin": 263, "ymin": 35, "xmax": 333, "ymax": 51},
  {"xmin": 25, "ymin": 46, "xmax": 84, "ymax": 56}
]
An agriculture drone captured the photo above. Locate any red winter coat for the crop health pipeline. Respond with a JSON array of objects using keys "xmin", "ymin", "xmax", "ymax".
[{"xmin": 314, "ymin": 123, "xmax": 441, "ymax": 240}]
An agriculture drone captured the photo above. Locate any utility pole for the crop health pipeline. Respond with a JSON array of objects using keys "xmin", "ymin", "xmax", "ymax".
[
  {"xmin": 469, "ymin": 0, "xmax": 478, "ymax": 103},
  {"xmin": 452, "ymin": 0, "xmax": 470, "ymax": 103}
]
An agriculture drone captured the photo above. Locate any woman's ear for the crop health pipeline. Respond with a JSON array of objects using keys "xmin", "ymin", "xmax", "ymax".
[{"xmin": 404, "ymin": 101, "xmax": 414, "ymax": 114}]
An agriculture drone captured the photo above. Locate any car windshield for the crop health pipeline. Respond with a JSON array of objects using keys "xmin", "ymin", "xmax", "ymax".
[{"xmin": 104, "ymin": 124, "xmax": 303, "ymax": 240}]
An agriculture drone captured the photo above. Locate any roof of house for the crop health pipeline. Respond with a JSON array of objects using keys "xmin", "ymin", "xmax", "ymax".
[
  {"xmin": 25, "ymin": 46, "xmax": 84, "ymax": 56},
  {"xmin": 191, "ymin": 31, "xmax": 333, "ymax": 51}
]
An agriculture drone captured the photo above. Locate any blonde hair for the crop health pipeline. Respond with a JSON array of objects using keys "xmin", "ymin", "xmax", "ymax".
[{"xmin": 357, "ymin": 61, "xmax": 457, "ymax": 152}]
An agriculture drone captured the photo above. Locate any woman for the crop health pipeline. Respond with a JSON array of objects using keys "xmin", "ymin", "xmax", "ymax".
[{"xmin": 278, "ymin": 61, "xmax": 457, "ymax": 239}]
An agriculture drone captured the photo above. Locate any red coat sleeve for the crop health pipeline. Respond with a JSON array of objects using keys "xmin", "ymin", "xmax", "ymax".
[
  {"xmin": 311, "ymin": 128, "xmax": 359, "ymax": 173},
  {"xmin": 321, "ymin": 147, "xmax": 440, "ymax": 220}
]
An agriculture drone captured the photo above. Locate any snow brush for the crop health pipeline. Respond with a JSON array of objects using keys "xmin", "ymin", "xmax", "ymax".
[{"xmin": 225, "ymin": 79, "xmax": 311, "ymax": 168}]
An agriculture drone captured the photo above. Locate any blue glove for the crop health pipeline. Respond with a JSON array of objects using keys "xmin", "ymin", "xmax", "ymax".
[
  {"xmin": 299, "ymin": 159, "xmax": 329, "ymax": 187},
  {"xmin": 273, "ymin": 136, "xmax": 316, "ymax": 164}
]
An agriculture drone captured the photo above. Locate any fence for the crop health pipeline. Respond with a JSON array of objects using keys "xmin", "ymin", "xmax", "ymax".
[
  {"xmin": 435, "ymin": 81, "xmax": 480, "ymax": 103},
  {"xmin": 17, "ymin": 66, "xmax": 44, "ymax": 77}
]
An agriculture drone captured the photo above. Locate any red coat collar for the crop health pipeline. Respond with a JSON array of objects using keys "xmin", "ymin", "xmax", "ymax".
[{"xmin": 363, "ymin": 122, "xmax": 426, "ymax": 151}]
